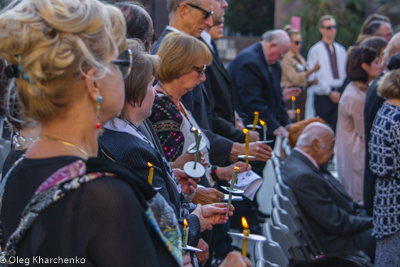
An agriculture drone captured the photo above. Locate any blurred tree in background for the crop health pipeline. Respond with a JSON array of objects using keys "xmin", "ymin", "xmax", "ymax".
[
  {"xmin": 373, "ymin": 0, "xmax": 400, "ymax": 32},
  {"xmin": 284, "ymin": 0, "xmax": 365, "ymax": 54},
  {"xmin": 224, "ymin": 0, "xmax": 274, "ymax": 36}
]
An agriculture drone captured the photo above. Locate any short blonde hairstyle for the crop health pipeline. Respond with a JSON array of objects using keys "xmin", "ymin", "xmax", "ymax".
[
  {"xmin": 377, "ymin": 69, "xmax": 400, "ymax": 99},
  {"xmin": 382, "ymin": 32, "xmax": 400, "ymax": 69},
  {"xmin": 155, "ymin": 32, "xmax": 212, "ymax": 83},
  {"xmin": 0, "ymin": 0, "xmax": 126, "ymax": 122}
]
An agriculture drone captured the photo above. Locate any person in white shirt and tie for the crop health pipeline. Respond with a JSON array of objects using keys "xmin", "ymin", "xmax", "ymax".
[{"xmin": 307, "ymin": 15, "xmax": 347, "ymax": 132}]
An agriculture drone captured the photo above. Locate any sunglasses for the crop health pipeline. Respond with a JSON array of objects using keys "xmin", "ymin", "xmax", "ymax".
[
  {"xmin": 185, "ymin": 3, "xmax": 214, "ymax": 19},
  {"xmin": 322, "ymin": 25, "xmax": 337, "ymax": 30},
  {"xmin": 111, "ymin": 49, "xmax": 133, "ymax": 79},
  {"xmin": 193, "ymin": 64, "xmax": 207, "ymax": 75},
  {"xmin": 292, "ymin": 41, "xmax": 303, "ymax": 45}
]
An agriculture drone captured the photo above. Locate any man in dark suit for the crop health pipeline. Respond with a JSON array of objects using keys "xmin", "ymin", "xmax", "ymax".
[
  {"xmin": 228, "ymin": 30, "xmax": 292, "ymax": 177},
  {"xmin": 282, "ymin": 122, "xmax": 375, "ymax": 259}
]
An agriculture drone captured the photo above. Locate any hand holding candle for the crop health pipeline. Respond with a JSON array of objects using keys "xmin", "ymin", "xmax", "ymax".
[
  {"xmin": 226, "ymin": 167, "xmax": 239, "ymax": 217},
  {"xmin": 241, "ymin": 217, "xmax": 250, "ymax": 256},
  {"xmin": 291, "ymin": 95, "xmax": 296, "ymax": 111},
  {"xmin": 259, "ymin": 119, "xmax": 267, "ymax": 141},
  {"xmin": 243, "ymin": 129, "xmax": 249, "ymax": 168},
  {"xmin": 148, "ymin": 162, "xmax": 154, "ymax": 185},
  {"xmin": 252, "ymin": 112, "xmax": 259, "ymax": 131},
  {"xmin": 182, "ymin": 218, "xmax": 189, "ymax": 247}
]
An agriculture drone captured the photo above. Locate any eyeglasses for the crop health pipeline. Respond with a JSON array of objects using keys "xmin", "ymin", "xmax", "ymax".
[
  {"xmin": 322, "ymin": 25, "xmax": 337, "ymax": 30},
  {"xmin": 193, "ymin": 64, "xmax": 207, "ymax": 75},
  {"xmin": 111, "ymin": 49, "xmax": 133, "ymax": 79},
  {"xmin": 185, "ymin": 3, "xmax": 214, "ymax": 19},
  {"xmin": 292, "ymin": 41, "xmax": 303, "ymax": 46}
]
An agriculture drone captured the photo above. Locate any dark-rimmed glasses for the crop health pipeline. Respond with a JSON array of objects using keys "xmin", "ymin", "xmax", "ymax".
[
  {"xmin": 185, "ymin": 3, "xmax": 213, "ymax": 19},
  {"xmin": 322, "ymin": 25, "xmax": 337, "ymax": 30},
  {"xmin": 193, "ymin": 64, "xmax": 207, "ymax": 75},
  {"xmin": 111, "ymin": 49, "xmax": 133, "ymax": 79},
  {"xmin": 292, "ymin": 41, "xmax": 303, "ymax": 46}
]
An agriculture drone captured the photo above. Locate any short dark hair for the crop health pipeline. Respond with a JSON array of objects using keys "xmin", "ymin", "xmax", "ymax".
[
  {"xmin": 365, "ymin": 20, "xmax": 383, "ymax": 35},
  {"xmin": 115, "ymin": 2, "xmax": 153, "ymax": 52},
  {"xmin": 346, "ymin": 46, "xmax": 377, "ymax": 83},
  {"xmin": 360, "ymin": 37, "xmax": 387, "ymax": 57},
  {"xmin": 360, "ymin": 14, "xmax": 391, "ymax": 34}
]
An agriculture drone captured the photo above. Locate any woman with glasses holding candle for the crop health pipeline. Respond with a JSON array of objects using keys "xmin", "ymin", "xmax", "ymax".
[
  {"xmin": 100, "ymin": 40, "xmax": 234, "ymax": 254},
  {"xmin": 336, "ymin": 46, "xmax": 382, "ymax": 203},
  {"xmin": 150, "ymin": 32, "xmax": 249, "ymax": 187},
  {"xmin": 281, "ymin": 26, "xmax": 320, "ymax": 122},
  {"xmin": 0, "ymin": 0, "xmax": 186, "ymax": 266}
]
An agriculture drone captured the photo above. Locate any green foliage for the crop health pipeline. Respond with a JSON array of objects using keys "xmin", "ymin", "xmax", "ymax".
[
  {"xmin": 373, "ymin": 0, "xmax": 400, "ymax": 33},
  {"xmin": 224, "ymin": 0, "xmax": 274, "ymax": 36},
  {"xmin": 285, "ymin": 0, "xmax": 365, "ymax": 54}
]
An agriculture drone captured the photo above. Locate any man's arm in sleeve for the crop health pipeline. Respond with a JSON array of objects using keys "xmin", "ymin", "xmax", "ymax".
[{"xmin": 307, "ymin": 47, "xmax": 331, "ymax": 96}]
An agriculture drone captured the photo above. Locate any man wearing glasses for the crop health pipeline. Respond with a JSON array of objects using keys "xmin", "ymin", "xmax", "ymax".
[{"xmin": 307, "ymin": 15, "xmax": 347, "ymax": 133}]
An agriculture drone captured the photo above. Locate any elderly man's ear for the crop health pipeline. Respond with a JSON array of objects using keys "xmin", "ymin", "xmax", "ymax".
[{"xmin": 311, "ymin": 139, "xmax": 320, "ymax": 151}]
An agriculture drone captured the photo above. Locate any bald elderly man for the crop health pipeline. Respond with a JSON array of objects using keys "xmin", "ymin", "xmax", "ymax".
[{"xmin": 281, "ymin": 122, "xmax": 375, "ymax": 259}]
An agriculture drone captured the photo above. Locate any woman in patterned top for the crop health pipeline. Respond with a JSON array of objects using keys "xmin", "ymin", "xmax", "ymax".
[
  {"xmin": 150, "ymin": 32, "xmax": 250, "ymax": 187},
  {"xmin": 369, "ymin": 67, "xmax": 400, "ymax": 266}
]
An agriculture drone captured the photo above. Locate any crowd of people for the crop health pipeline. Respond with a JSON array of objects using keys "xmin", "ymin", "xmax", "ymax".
[{"xmin": 0, "ymin": 0, "xmax": 399, "ymax": 266}]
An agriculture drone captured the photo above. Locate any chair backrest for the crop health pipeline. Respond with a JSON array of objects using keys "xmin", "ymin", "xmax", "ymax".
[
  {"xmin": 262, "ymin": 222, "xmax": 294, "ymax": 260},
  {"xmin": 274, "ymin": 184, "xmax": 325, "ymax": 256},
  {"xmin": 256, "ymin": 259, "xmax": 280, "ymax": 267},
  {"xmin": 271, "ymin": 207, "xmax": 308, "ymax": 260},
  {"xmin": 255, "ymin": 240, "xmax": 290, "ymax": 267},
  {"xmin": 280, "ymin": 137, "xmax": 292, "ymax": 160}
]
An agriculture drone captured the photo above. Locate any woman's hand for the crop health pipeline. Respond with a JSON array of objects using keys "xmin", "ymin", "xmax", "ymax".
[
  {"xmin": 219, "ymin": 252, "xmax": 252, "ymax": 267},
  {"xmin": 216, "ymin": 162, "xmax": 251, "ymax": 182},
  {"xmin": 192, "ymin": 187, "xmax": 224, "ymax": 205},
  {"xmin": 183, "ymin": 254, "xmax": 192, "ymax": 267},
  {"xmin": 169, "ymin": 152, "xmax": 195, "ymax": 169},
  {"xmin": 173, "ymin": 169, "xmax": 198, "ymax": 195},
  {"xmin": 195, "ymin": 238, "xmax": 209, "ymax": 265},
  {"xmin": 248, "ymin": 142, "xmax": 272, "ymax": 161},
  {"xmin": 248, "ymin": 130, "xmax": 260, "ymax": 142},
  {"xmin": 191, "ymin": 203, "xmax": 234, "ymax": 232}
]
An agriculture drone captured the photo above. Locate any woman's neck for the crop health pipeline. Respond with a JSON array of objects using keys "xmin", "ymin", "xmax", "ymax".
[
  {"xmin": 157, "ymin": 82, "xmax": 180, "ymax": 103},
  {"xmin": 122, "ymin": 104, "xmax": 144, "ymax": 127},
  {"xmin": 353, "ymin": 81, "xmax": 369, "ymax": 92},
  {"xmin": 387, "ymin": 99, "xmax": 400, "ymax": 107}
]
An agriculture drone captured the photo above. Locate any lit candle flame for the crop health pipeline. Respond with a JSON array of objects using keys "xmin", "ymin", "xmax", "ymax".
[
  {"xmin": 291, "ymin": 95, "xmax": 296, "ymax": 101},
  {"xmin": 259, "ymin": 119, "xmax": 266, "ymax": 126},
  {"xmin": 297, "ymin": 108, "xmax": 300, "ymax": 114},
  {"xmin": 147, "ymin": 162, "xmax": 153, "ymax": 167},
  {"xmin": 242, "ymin": 217, "xmax": 249, "ymax": 229},
  {"xmin": 198, "ymin": 130, "xmax": 201, "ymax": 134},
  {"xmin": 234, "ymin": 167, "xmax": 239, "ymax": 170},
  {"xmin": 184, "ymin": 218, "xmax": 188, "ymax": 228},
  {"xmin": 254, "ymin": 111, "xmax": 259, "ymax": 115},
  {"xmin": 243, "ymin": 129, "xmax": 249, "ymax": 134}
]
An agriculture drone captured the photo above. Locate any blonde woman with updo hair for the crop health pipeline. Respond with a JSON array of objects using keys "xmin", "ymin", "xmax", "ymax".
[{"xmin": 0, "ymin": 0, "xmax": 182, "ymax": 266}]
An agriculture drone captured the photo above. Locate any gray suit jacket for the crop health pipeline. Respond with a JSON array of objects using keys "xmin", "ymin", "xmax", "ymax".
[{"xmin": 281, "ymin": 149, "xmax": 373, "ymax": 252}]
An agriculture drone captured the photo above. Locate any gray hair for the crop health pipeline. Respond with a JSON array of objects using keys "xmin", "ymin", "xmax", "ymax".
[
  {"xmin": 296, "ymin": 122, "xmax": 333, "ymax": 148},
  {"xmin": 382, "ymin": 32, "xmax": 400, "ymax": 69},
  {"xmin": 167, "ymin": 0, "xmax": 202, "ymax": 16},
  {"xmin": 262, "ymin": 29, "xmax": 289, "ymax": 47}
]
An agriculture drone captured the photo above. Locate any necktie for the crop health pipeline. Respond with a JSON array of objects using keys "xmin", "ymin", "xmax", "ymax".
[{"xmin": 324, "ymin": 43, "xmax": 339, "ymax": 79}]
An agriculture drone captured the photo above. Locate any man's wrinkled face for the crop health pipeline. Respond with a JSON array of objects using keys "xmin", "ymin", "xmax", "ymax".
[
  {"xmin": 212, "ymin": 0, "xmax": 228, "ymax": 26},
  {"xmin": 181, "ymin": 0, "xmax": 213, "ymax": 37}
]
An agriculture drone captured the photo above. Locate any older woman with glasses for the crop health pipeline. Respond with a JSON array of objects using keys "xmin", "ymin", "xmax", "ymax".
[
  {"xmin": 281, "ymin": 27, "xmax": 320, "ymax": 121},
  {"xmin": 0, "ymin": 0, "xmax": 185, "ymax": 266},
  {"xmin": 336, "ymin": 46, "xmax": 382, "ymax": 203},
  {"xmin": 150, "ymin": 32, "xmax": 249, "ymax": 187}
]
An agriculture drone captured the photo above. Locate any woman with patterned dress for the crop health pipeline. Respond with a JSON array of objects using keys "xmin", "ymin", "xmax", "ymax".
[
  {"xmin": 336, "ymin": 46, "xmax": 382, "ymax": 203},
  {"xmin": 369, "ymin": 68, "xmax": 400, "ymax": 266},
  {"xmin": 0, "ymin": 0, "xmax": 184, "ymax": 266}
]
